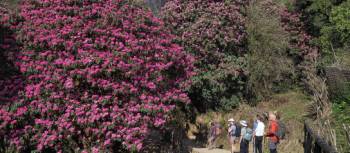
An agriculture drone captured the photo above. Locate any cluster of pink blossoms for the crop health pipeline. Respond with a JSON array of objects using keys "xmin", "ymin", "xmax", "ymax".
[
  {"xmin": 0, "ymin": 0, "xmax": 194, "ymax": 152},
  {"xmin": 162, "ymin": 0, "xmax": 248, "ymax": 66},
  {"xmin": 279, "ymin": 7, "xmax": 319, "ymax": 61}
]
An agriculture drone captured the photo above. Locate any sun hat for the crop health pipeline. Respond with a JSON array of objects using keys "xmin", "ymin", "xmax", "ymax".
[
  {"xmin": 240, "ymin": 120, "xmax": 247, "ymax": 127},
  {"xmin": 228, "ymin": 118, "xmax": 235, "ymax": 122}
]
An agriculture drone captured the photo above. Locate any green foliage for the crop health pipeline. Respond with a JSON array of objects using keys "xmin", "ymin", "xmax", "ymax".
[
  {"xmin": 161, "ymin": 0, "xmax": 248, "ymax": 112},
  {"xmin": 332, "ymin": 98, "xmax": 350, "ymax": 152},
  {"xmin": 189, "ymin": 55, "xmax": 247, "ymax": 112},
  {"xmin": 327, "ymin": 68, "xmax": 350, "ymax": 151},
  {"xmin": 328, "ymin": 73, "xmax": 350, "ymax": 101},
  {"xmin": 246, "ymin": 1, "xmax": 295, "ymax": 101},
  {"xmin": 0, "ymin": 0, "xmax": 20, "ymax": 9},
  {"xmin": 296, "ymin": 0, "xmax": 345, "ymax": 35},
  {"xmin": 333, "ymin": 100, "xmax": 350, "ymax": 123},
  {"xmin": 295, "ymin": 0, "xmax": 349, "ymax": 65},
  {"xmin": 330, "ymin": 1, "xmax": 350, "ymax": 45}
]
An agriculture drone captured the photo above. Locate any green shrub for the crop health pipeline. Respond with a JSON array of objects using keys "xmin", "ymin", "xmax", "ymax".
[
  {"xmin": 161, "ymin": 0, "xmax": 248, "ymax": 112},
  {"xmin": 330, "ymin": 1, "xmax": 350, "ymax": 46},
  {"xmin": 332, "ymin": 98, "xmax": 350, "ymax": 152},
  {"xmin": 246, "ymin": 1, "xmax": 295, "ymax": 101},
  {"xmin": 295, "ymin": 0, "xmax": 349, "ymax": 65}
]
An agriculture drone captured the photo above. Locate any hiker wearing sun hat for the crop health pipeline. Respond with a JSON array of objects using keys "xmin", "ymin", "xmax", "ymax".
[
  {"xmin": 228, "ymin": 118, "xmax": 237, "ymax": 153},
  {"xmin": 239, "ymin": 120, "xmax": 253, "ymax": 153}
]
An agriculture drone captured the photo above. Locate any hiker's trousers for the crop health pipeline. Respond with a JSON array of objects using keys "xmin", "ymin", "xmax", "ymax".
[
  {"xmin": 255, "ymin": 136, "xmax": 263, "ymax": 153},
  {"xmin": 240, "ymin": 140, "xmax": 249, "ymax": 153},
  {"xmin": 269, "ymin": 149, "xmax": 277, "ymax": 153}
]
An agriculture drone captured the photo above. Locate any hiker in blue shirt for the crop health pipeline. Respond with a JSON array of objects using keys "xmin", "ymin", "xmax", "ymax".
[{"xmin": 228, "ymin": 118, "xmax": 237, "ymax": 153}]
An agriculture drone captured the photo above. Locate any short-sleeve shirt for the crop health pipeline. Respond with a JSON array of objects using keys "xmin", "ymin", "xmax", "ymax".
[
  {"xmin": 241, "ymin": 127, "xmax": 247, "ymax": 137},
  {"xmin": 255, "ymin": 120, "xmax": 265, "ymax": 136},
  {"xmin": 229, "ymin": 124, "xmax": 236, "ymax": 136}
]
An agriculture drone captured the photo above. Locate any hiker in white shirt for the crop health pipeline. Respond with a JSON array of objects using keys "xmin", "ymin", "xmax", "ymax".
[{"xmin": 254, "ymin": 115, "xmax": 265, "ymax": 153}]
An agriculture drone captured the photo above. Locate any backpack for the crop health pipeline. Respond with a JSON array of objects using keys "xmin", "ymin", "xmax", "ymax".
[
  {"xmin": 229, "ymin": 124, "xmax": 236, "ymax": 136},
  {"xmin": 276, "ymin": 121, "xmax": 286, "ymax": 140},
  {"xmin": 234, "ymin": 124, "xmax": 241, "ymax": 137},
  {"xmin": 243, "ymin": 128, "xmax": 253, "ymax": 142}
]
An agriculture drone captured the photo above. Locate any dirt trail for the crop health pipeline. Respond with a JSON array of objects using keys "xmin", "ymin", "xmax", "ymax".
[{"xmin": 192, "ymin": 148, "xmax": 231, "ymax": 153}]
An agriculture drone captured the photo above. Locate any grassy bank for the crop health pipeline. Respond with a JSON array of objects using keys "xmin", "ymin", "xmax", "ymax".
[{"xmin": 187, "ymin": 90, "xmax": 310, "ymax": 153}]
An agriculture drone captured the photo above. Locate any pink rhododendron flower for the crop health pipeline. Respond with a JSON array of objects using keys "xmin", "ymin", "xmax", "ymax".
[
  {"xmin": 0, "ymin": 0, "xmax": 194, "ymax": 152},
  {"xmin": 64, "ymin": 78, "xmax": 74, "ymax": 89}
]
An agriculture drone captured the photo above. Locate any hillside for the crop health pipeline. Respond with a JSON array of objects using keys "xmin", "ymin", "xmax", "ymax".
[
  {"xmin": 0, "ymin": 0, "xmax": 349, "ymax": 152},
  {"xmin": 186, "ymin": 90, "xmax": 309, "ymax": 153}
]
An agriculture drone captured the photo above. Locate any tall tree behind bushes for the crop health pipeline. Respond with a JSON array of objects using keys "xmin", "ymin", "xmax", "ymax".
[
  {"xmin": 246, "ymin": 1, "xmax": 295, "ymax": 102},
  {"xmin": 162, "ymin": 0, "xmax": 248, "ymax": 112}
]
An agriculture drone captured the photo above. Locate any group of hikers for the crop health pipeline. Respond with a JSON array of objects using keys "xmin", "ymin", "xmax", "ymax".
[{"xmin": 207, "ymin": 111, "xmax": 285, "ymax": 153}]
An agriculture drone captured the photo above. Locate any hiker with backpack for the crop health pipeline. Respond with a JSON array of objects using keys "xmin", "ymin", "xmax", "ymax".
[
  {"xmin": 253, "ymin": 115, "xmax": 265, "ymax": 153},
  {"xmin": 208, "ymin": 121, "xmax": 222, "ymax": 149},
  {"xmin": 265, "ymin": 112, "xmax": 279, "ymax": 153},
  {"xmin": 228, "ymin": 118, "xmax": 238, "ymax": 153},
  {"xmin": 239, "ymin": 120, "xmax": 253, "ymax": 153},
  {"xmin": 275, "ymin": 111, "xmax": 286, "ymax": 140}
]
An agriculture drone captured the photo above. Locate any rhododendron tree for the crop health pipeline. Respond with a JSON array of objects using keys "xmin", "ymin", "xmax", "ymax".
[
  {"xmin": 280, "ymin": 9, "xmax": 319, "ymax": 62},
  {"xmin": 161, "ymin": 0, "xmax": 248, "ymax": 111},
  {"xmin": 0, "ymin": 4, "xmax": 26, "ymax": 152},
  {"xmin": 0, "ymin": 0, "xmax": 194, "ymax": 152},
  {"xmin": 0, "ymin": 5, "xmax": 21, "ymax": 79}
]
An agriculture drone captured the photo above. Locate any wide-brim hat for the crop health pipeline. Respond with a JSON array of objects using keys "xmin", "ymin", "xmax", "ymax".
[
  {"xmin": 240, "ymin": 120, "xmax": 247, "ymax": 127},
  {"xmin": 228, "ymin": 118, "xmax": 235, "ymax": 122}
]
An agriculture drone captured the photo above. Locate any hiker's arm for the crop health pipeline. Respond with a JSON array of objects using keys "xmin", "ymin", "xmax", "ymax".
[
  {"xmin": 265, "ymin": 132, "xmax": 273, "ymax": 137},
  {"xmin": 265, "ymin": 124, "xmax": 277, "ymax": 137},
  {"xmin": 265, "ymin": 130, "xmax": 274, "ymax": 137}
]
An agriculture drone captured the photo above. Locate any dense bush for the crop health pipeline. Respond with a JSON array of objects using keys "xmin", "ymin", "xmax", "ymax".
[
  {"xmin": 0, "ymin": 5, "xmax": 23, "ymax": 109},
  {"xmin": 288, "ymin": 1, "xmax": 350, "ymax": 151},
  {"xmin": 295, "ymin": 0, "xmax": 349, "ymax": 64},
  {"xmin": 246, "ymin": 1, "xmax": 295, "ymax": 101},
  {"xmin": 323, "ymin": 1, "xmax": 350, "ymax": 49},
  {"xmin": 162, "ymin": 0, "xmax": 248, "ymax": 111},
  {"xmin": 0, "ymin": 4, "xmax": 21, "ymax": 78},
  {"xmin": 0, "ymin": 4, "xmax": 26, "ymax": 152},
  {"xmin": 0, "ymin": 0, "xmax": 194, "ymax": 152},
  {"xmin": 280, "ymin": 9, "xmax": 319, "ymax": 65}
]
